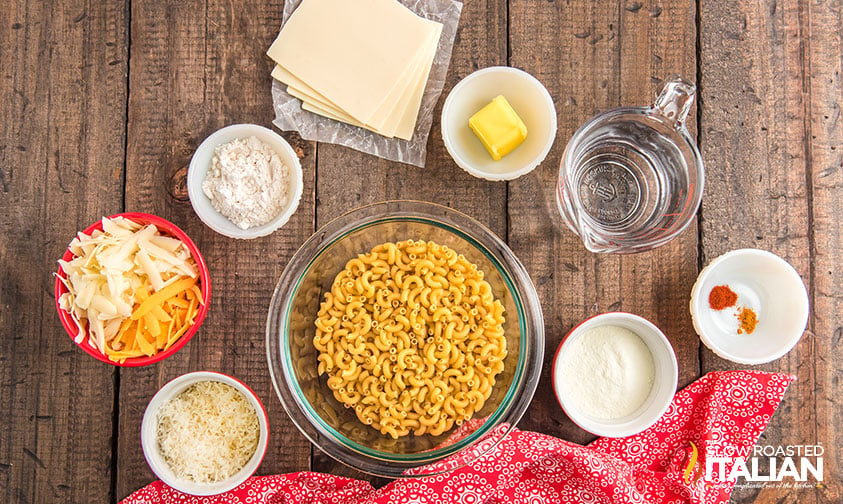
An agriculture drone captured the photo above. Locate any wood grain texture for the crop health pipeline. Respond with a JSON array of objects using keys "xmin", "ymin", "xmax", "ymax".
[
  {"xmin": 118, "ymin": 0, "xmax": 314, "ymax": 498},
  {"xmin": 507, "ymin": 0, "xmax": 698, "ymax": 445},
  {"xmin": 698, "ymin": 0, "xmax": 840, "ymax": 501},
  {"xmin": 806, "ymin": 2, "xmax": 843, "ymax": 501},
  {"xmin": 310, "ymin": 0, "xmax": 508, "ymax": 479},
  {"xmin": 0, "ymin": 0, "xmax": 128, "ymax": 503}
]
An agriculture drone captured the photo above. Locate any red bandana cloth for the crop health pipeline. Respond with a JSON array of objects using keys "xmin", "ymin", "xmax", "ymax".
[{"xmin": 123, "ymin": 370, "xmax": 793, "ymax": 504}]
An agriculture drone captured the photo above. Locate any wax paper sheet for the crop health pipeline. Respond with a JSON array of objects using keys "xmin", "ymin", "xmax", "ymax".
[{"xmin": 270, "ymin": 0, "xmax": 462, "ymax": 167}]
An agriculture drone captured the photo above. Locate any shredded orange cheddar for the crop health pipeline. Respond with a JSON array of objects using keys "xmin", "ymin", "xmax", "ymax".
[
  {"xmin": 106, "ymin": 280, "xmax": 203, "ymax": 363},
  {"xmin": 131, "ymin": 277, "xmax": 197, "ymax": 321}
]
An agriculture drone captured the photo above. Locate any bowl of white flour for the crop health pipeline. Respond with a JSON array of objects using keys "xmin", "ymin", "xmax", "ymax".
[
  {"xmin": 552, "ymin": 312, "xmax": 678, "ymax": 438},
  {"xmin": 188, "ymin": 124, "xmax": 303, "ymax": 239}
]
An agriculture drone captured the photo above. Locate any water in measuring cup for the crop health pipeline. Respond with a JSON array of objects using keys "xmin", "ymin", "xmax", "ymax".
[{"xmin": 571, "ymin": 118, "xmax": 692, "ymax": 241}]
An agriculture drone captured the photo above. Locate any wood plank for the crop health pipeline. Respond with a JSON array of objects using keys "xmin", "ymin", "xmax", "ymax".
[
  {"xmin": 698, "ymin": 0, "xmax": 841, "ymax": 500},
  {"xmin": 0, "ymin": 0, "xmax": 128, "ymax": 502},
  {"xmin": 310, "ymin": 0, "xmax": 508, "ymax": 479},
  {"xmin": 812, "ymin": 0, "xmax": 843, "ymax": 503},
  {"xmin": 508, "ymin": 1, "xmax": 698, "ymax": 445},
  {"xmin": 117, "ymin": 0, "xmax": 315, "ymax": 498},
  {"xmin": 807, "ymin": 1, "xmax": 843, "ymax": 500}
]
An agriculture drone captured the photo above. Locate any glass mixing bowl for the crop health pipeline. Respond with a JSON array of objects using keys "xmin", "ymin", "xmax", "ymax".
[{"xmin": 266, "ymin": 201, "xmax": 544, "ymax": 477}]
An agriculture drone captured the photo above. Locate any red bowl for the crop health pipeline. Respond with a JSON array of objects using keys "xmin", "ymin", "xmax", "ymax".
[{"xmin": 55, "ymin": 212, "xmax": 212, "ymax": 366}]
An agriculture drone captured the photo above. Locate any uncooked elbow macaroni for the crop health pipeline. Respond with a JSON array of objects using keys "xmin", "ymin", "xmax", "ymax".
[{"xmin": 314, "ymin": 240, "xmax": 507, "ymax": 438}]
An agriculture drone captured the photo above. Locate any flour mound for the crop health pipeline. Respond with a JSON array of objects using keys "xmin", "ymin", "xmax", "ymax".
[{"xmin": 202, "ymin": 136, "xmax": 289, "ymax": 230}]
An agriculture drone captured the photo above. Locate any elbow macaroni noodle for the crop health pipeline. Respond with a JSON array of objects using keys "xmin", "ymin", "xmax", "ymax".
[{"xmin": 314, "ymin": 240, "xmax": 507, "ymax": 438}]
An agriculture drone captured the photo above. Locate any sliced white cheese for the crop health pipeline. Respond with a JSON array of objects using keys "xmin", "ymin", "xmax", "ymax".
[
  {"xmin": 274, "ymin": 20, "xmax": 439, "ymax": 140},
  {"xmin": 388, "ymin": 22, "xmax": 442, "ymax": 140},
  {"xmin": 266, "ymin": 0, "xmax": 440, "ymax": 128},
  {"xmin": 363, "ymin": 20, "xmax": 441, "ymax": 135},
  {"xmin": 271, "ymin": 65, "xmax": 341, "ymax": 110}
]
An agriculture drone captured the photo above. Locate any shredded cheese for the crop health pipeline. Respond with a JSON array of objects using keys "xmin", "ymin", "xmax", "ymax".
[
  {"xmin": 156, "ymin": 381, "xmax": 260, "ymax": 484},
  {"xmin": 56, "ymin": 216, "xmax": 202, "ymax": 362}
]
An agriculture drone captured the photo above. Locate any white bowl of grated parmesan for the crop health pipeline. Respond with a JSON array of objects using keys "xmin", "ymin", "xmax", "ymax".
[
  {"xmin": 552, "ymin": 312, "xmax": 678, "ymax": 438},
  {"xmin": 188, "ymin": 124, "xmax": 304, "ymax": 239},
  {"xmin": 141, "ymin": 371, "xmax": 269, "ymax": 495}
]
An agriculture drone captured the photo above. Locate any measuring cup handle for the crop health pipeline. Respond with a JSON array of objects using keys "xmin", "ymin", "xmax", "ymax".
[{"xmin": 652, "ymin": 75, "xmax": 696, "ymax": 128}]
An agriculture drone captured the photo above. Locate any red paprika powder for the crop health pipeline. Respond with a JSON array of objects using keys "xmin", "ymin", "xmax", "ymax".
[{"xmin": 708, "ymin": 285, "xmax": 738, "ymax": 310}]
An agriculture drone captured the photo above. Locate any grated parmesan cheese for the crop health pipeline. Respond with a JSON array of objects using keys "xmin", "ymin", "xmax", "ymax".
[{"xmin": 156, "ymin": 381, "xmax": 260, "ymax": 484}]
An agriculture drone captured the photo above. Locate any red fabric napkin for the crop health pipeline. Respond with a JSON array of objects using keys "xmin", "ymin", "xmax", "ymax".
[{"xmin": 123, "ymin": 370, "xmax": 793, "ymax": 504}]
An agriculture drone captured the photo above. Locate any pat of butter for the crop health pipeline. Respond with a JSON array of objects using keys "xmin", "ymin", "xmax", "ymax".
[{"xmin": 468, "ymin": 95, "xmax": 528, "ymax": 161}]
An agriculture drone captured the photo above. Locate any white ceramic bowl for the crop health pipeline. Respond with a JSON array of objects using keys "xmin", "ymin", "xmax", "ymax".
[
  {"xmin": 552, "ymin": 312, "xmax": 678, "ymax": 438},
  {"xmin": 441, "ymin": 67, "xmax": 557, "ymax": 181},
  {"xmin": 690, "ymin": 248, "xmax": 809, "ymax": 365},
  {"xmin": 187, "ymin": 124, "xmax": 304, "ymax": 239},
  {"xmin": 141, "ymin": 371, "xmax": 269, "ymax": 495}
]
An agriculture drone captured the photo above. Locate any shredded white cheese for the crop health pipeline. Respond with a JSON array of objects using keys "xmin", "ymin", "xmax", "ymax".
[
  {"xmin": 156, "ymin": 381, "xmax": 260, "ymax": 484},
  {"xmin": 202, "ymin": 136, "xmax": 290, "ymax": 230}
]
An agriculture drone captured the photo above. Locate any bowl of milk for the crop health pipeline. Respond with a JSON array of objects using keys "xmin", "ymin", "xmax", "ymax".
[{"xmin": 552, "ymin": 312, "xmax": 678, "ymax": 438}]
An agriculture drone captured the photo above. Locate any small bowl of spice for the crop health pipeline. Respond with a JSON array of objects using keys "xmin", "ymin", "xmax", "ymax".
[
  {"xmin": 141, "ymin": 371, "xmax": 269, "ymax": 495},
  {"xmin": 187, "ymin": 124, "xmax": 304, "ymax": 239},
  {"xmin": 690, "ymin": 248, "xmax": 809, "ymax": 365},
  {"xmin": 552, "ymin": 312, "xmax": 678, "ymax": 438}
]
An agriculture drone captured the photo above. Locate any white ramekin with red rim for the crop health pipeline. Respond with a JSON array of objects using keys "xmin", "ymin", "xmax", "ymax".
[
  {"xmin": 140, "ymin": 371, "xmax": 269, "ymax": 495},
  {"xmin": 552, "ymin": 312, "xmax": 678, "ymax": 438}
]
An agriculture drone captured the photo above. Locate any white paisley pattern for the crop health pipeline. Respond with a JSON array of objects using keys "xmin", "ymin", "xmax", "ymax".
[{"xmin": 122, "ymin": 371, "xmax": 792, "ymax": 504}]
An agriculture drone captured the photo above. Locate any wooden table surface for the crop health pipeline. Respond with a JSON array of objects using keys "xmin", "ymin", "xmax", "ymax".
[{"xmin": 1, "ymin": 0, "xmax": 840, "ymax": 502}]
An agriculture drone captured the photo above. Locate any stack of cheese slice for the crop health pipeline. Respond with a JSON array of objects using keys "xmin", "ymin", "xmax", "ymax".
[{"xmin": 267, "ymin": 0, "xmax": 443, "ymax": 140}]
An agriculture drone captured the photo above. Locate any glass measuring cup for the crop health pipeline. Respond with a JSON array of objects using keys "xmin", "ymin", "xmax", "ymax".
[{"xmin": 556, "ymin": 76, "xmax": 704, "ymax": 254}]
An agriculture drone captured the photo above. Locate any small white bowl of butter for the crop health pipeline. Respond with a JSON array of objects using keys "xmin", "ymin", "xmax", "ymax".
[
  {"xmin": 188, "ymin": 124, "xmax": 304, "ymax": 239},
  {"xmin": 441, "ymin": 66, "xmax": 557, "ymax": 181},
  {"xmin": 552, "ymin": 312, "xmax": 678, "ymax": 438}
]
